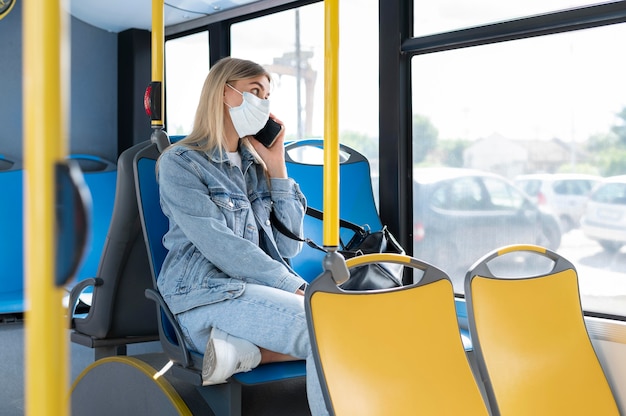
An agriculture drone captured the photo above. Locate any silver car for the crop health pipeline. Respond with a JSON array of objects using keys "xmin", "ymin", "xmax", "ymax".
[
  {"xmin": 413, "ymin": 168, "xmax": 562, "ymax": 280},
  {"xmin": 515, "ymin": 173, "xmax": 601, "ymax": 232},
  {"xmin": 581, "ymin": 175, "xmax": 626, "ymax": 252}
]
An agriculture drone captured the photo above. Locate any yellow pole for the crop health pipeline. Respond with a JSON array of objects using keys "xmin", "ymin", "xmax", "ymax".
[
  {"xmin": 151, "ymin": 0, "xmax": 164, "ymax": 129},
  {"xmin": 23, "ymin": 0, "xmax": 70, "ymax": 414},
  {"xmin": 323, "ymin": 0, "xmax": 340, "ymax": 249}
]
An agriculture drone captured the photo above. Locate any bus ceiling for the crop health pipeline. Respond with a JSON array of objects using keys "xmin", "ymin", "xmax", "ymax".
[{"xmin": 68, "ymin": 0, "xmax": 303, "ymax": 33}]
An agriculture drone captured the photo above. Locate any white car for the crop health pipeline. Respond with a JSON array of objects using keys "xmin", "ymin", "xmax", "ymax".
[
  {"xmin": 581, "ymin": 175, "xmax": 626, "ymax": 252},
  {"xmin": 515, "ymin": 173, "xmax": 601, "ymax": 232}
]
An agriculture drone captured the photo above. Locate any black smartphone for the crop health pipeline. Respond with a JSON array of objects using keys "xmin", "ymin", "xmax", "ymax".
[{"xmin": 254, "ymin": 118, "xmax": 283, "ymax": 148}]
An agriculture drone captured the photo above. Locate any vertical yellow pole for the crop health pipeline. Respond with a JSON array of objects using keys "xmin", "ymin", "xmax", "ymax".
[
  {"xmin": 152, "ymin": 0, "xmax": 164, "ymax": 129},
  {"xmin": 323, "ymin": 0, "xmax": 340, "ymax": 249},
  {"xmin": 23, "ymin": 0, "xmax": 70, "ymax": 414}
]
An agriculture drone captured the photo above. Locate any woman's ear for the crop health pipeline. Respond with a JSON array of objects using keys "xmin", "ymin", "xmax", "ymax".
[{"xmin": 223, "ymin": 85, "xmax": 232, "ymax": 107}]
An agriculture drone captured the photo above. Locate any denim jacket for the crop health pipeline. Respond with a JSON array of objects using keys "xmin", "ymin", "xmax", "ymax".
[{"xmin": 157, "ymin": 143, "xmax": 307, "ymax": 315}]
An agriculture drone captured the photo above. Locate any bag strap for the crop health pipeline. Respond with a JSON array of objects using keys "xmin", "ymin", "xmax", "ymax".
[
  {"xmin": 270, "ymin": 209, "xmax": 326, "ymax": 253},
  {"xmin": 270, "ymin": 209, "xmax": 305, "ymax": 242},
  {"xmin": 270, "ymin": 207, "xmax": 367, "ymax": 253},
  {"xmin": 304, "ymin": 206, "xmax": 366, "ymax": 235}
]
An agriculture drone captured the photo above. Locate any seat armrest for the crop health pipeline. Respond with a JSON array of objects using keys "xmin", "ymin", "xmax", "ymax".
[
  {"xmin": 68, "ymin": 277, "xmax": 103, "ymax": 328},
  {"xmin": 145, "ymin": 288, "xmax": 196, "ymax": 369}
]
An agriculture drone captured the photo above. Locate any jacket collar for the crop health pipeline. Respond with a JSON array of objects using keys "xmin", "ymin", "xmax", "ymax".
[{"xmin": 206, "ymin": 141, "xmax": 258, "ymax": 168}]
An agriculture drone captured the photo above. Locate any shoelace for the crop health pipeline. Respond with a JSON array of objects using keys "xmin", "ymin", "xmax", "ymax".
[{"xmin": 235, "ymin": 351, "xmax": 258, "ymax": 372}]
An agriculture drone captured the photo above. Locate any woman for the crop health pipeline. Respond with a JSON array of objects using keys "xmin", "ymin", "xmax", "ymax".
[{"xmin": 156, "ymin": 57, "xmax": 328, "ymax": 415}]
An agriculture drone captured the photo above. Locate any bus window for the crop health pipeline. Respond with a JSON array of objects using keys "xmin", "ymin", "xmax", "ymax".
[
  {"xmin": 413, "ymin": 0, "xmax": 597, "ymax": 37},
  {"xmin": 165, "ymin": 31, "xmax": 209, "ymax": 135},
  {"xmin": 231, "ymin": 0, "xmax": 380, "ymax": 204},
  {"xmin": 411, "ymin": 22, "xmax": 626, "ymax": 317},
  {"xmin": 231, "ymin": 5, "xmax": 324, "ymax": 142}
]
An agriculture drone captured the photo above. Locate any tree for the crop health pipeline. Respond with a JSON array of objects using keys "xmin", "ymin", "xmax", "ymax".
[
  {"xmin": 587, "ymin": 132, "xmax": 618, "ymax": 153},
  {"xmin": 340, "ymin": 130, "xmax": 378, "ymax": 161},
  {"xmin": 439, "ymin": 139, "xmax": 470, "ymax": 167},
  {"xmin": 412, "ymin": 114, "xmax": 438, "ymax": 164},
  {"xmin": 612, "ymin": 107, "xmax": 626, "ymax": 146},
  {"xmin": 587, "ymin": 106, "xmax": 626, "ymax": 176},
  {"xmin": 595, "ymin": 148, "xmax": 626, "ymax": 176}
]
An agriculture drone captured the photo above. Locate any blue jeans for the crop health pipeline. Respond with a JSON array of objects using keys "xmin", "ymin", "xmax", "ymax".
[{"xmin": 177, "ymin": 283, "xmax": 329, "ymax": 416}]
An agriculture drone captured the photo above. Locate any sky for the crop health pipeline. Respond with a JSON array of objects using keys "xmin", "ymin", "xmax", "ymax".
[
  {"xmin": 165, "ymin": 0, "xmax": 626, "ymax": 144},
  {"xmin": 412, "ymin": 23, "xmax": 626, "ymax": 143}
]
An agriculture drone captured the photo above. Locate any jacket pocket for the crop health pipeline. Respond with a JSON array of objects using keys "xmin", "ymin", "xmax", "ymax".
[{"xmin": 210, "ymin": 192, "xmax": 250, "ymax": 237}]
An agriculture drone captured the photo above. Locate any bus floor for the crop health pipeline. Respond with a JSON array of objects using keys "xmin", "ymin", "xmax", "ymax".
[{"xmin": 0, "ymin": 319, "xmax": 311, "ymax": 416}]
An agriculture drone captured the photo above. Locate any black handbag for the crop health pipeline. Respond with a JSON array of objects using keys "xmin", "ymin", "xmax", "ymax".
[
  {"xmin": 271, "ymin": 207, "xmax": 406, "ymax": 290},
  {"xmin": 338, "ymin": 224, "xmax": 405, "ymax": 290}
]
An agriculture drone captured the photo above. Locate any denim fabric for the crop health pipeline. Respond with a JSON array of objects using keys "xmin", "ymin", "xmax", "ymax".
[
  {"xmin": 157, "ymin": 143, "xmax": 308, "ymax": 315},
  {"xmin": 157, "ymin": 143, "xmax": 329, "ymax": 414},
  {"xmin": 177, "ymin": 284, "xmax": 329, "ymax": 416}
]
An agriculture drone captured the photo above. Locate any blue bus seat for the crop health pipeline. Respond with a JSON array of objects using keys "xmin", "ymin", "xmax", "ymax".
[
  {"xmin": 285, "ymin": 139, "xmax": 382, "ymax": 282},
  {"xmin": 69, "ymin": 142, "xmax": 159, "ymax": 359},
  {"xmin": 67, "ymin": 154, "xmax": 117, "ymax": 285},
  {"xmin": 465, "ymin": 244, "xmax": 619, "ymax": 416},
  {"xmin": 0, "ymin": 152, "xmax": 116, "ymax": 316},
  {"xmin": 0, "ymin": 154, "xmax": 24, "ymax": 314},
  {"xmin": 135, "ymin": 136, "xmax": 306, "ymax": 416},
  {"xmin": 306, "ymin": 253, "xmax": 489, "ymax": 415}
]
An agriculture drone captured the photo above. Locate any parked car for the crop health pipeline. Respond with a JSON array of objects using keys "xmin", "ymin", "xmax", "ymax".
[
  {"xmin": 413, "ymin": 168, "xmax": 562, "ymax": 278},
  {"xmin": 514, "ymin": 173, "xmax": 601, "ymax": 232},
  {"xmin": 580, "ymin": 175, "xmax": 626, "ymax": 252}
]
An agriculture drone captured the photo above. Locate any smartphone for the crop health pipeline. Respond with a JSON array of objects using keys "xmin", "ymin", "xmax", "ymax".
[{"xmin": 254, "ymin": 118, "xmax": 283, "ymax": 148}]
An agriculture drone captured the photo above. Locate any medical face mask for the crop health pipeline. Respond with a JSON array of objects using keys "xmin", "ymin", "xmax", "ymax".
[{"xmin": 226, "ymin": 83, "xmax": 270, "ymax": 138}]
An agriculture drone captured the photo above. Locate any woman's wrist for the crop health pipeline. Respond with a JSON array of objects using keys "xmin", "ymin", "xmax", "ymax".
[{"xmin": 267, "ymin": 164, "xmax": 288, "ymax": 178}]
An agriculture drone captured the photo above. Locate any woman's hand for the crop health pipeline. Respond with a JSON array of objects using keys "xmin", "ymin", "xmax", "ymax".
[{"xmin": 250, "ymin": 114, "xmax": 288, "ymax": 178}]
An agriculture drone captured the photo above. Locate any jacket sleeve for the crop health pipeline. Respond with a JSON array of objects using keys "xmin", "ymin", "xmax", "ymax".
[
  {"xmin": 158, "ymin": 151, "xmax": 305, "ymax": 293},
  {"xmin": 269, "ymin": 177, "xmax": 307, "ymax": 258}
]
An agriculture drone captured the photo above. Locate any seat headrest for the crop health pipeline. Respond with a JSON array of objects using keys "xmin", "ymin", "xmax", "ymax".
[{"xmin": 151, "ymin": 129, "xmax": 171, "ymax": 154}]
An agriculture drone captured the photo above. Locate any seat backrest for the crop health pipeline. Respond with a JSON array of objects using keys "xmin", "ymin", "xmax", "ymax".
[
  {"xmin": 0, "ymin": 154, "xmax": 24, "ymax": 314},
  {"xmin": 71, "ymin": 141, "xmax": 158, "ymax": 340},
  {"xmin": 68, "ymin": 154, "xmax": 117, "ymax": 284},
  {"xmin": 1, "ymin": 153, "xmax": 117, "ymax": 315},
  {"xmin": 285, "ymin": 140, "xmax": 382, "ymax": 281},
  {"xmin": 136, "ymin": 137, "xmax": 309, "ymax": 393},
  {"xmin": 465, "ymin": 244, "xmax": 619, "ymax": 416},
  {"xmin": 134, "ymin": 144, "xmax": 168, "ymax": 280},
  {"xmin": 306, "ymin": 253, "xmax": 489, "ymax": 416},
  {"xmin": 133, "ymin": 138, "xmax": 197, "ymax": 370}
]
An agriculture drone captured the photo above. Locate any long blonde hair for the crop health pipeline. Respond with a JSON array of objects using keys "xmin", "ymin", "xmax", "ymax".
[{"xmin": 177, "ymin": 57, "xmax": 271, "ymax": 154}]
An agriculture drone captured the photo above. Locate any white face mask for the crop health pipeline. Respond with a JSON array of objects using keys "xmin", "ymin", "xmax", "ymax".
[{"xmin": 226, "ymin": 83, "xmax": 270, "ymax": 138}]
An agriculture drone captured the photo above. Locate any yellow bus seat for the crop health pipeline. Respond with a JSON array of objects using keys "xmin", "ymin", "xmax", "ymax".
[
  {"xmin": 306, "ymin": 253, "xmax": 489, "ymax": 416},
  {"xmin": 465, "ymin": 244, "xmax": 620, "ymax": 416}
]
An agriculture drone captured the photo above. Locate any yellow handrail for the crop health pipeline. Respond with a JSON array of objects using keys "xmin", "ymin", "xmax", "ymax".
[
  {"xmin": 151, "ymin": 0, "xmax": 165, "ymax": 130},
  {"xmin": 323, "ymin": 0, "xmax": 340, "ymax": 250},
  {"xmin": 23, "ymin": 0, "xmax": 70, "ymax": 414}
]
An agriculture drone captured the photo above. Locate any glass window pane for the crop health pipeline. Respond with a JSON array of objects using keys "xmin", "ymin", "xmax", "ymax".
[
  {"xmin": 230, "ymin": 0, "xmax": 379, "ymax": 183},
  {"xmin": 414, "ymin": 0, "xmax": 598, "ymax": 36},
  {"xmin": 484, "ymin": 177, "xmax": 524, "ymax": 210},
  {"xmin": 165, "ymin": 32, "xmax": 209, "ymax": 135},
  {"xmin": 231, "ymin": 5, "xmax": 324, "ymax": 141},
  {"xmin": 411, "ymin": 23, "xmax": 626, "ymax": 317}
]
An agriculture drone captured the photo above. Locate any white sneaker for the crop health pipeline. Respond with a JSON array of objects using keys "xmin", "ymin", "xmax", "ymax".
[{"xmin": 201, "ymin": 327, "xmax": 262, "ymax": 386}]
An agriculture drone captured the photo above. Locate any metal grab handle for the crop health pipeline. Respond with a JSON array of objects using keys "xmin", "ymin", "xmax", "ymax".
[{"xmin": 55, "ymin": 160, "xmax": 92, "ymax": 287}]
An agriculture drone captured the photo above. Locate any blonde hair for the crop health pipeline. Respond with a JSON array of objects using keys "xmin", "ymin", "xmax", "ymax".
[{"xmin": 177, "ymin": 57, "xmax": 271, "ymax": 154}]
